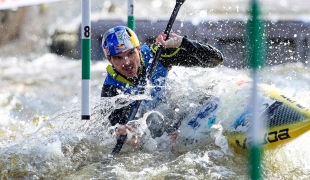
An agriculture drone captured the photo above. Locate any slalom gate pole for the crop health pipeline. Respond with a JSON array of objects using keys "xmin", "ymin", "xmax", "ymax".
[
  {"xmin": 81, "ymin": 0, "xmax": 91, "ymax": 120},
  {"xmin": 127, "ymin": 0, "xmax": 135, "ymax": 31},
  {"xmin": 247, "ymin": 0, "xmax": 266, "ymax": 179}
]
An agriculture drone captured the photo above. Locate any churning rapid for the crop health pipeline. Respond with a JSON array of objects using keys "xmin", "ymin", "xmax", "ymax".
[{"xmin": 1, "ymin": 0, "xmax": 310, "ymax": 179}]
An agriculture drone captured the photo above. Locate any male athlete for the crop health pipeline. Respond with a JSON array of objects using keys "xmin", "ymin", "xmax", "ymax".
[{"xmin": 101, "ymin": 26, "xmax": 223, "ymax": 146}]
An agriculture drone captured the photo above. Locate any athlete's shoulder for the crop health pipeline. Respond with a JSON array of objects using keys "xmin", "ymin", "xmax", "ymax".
[
  {"xmin": 140, "ymin": 45, "xmax": 153, "ymax": 57},
  {"xmin": 103, "ymin": 71, "xmax": 117, "ymax": 86}
]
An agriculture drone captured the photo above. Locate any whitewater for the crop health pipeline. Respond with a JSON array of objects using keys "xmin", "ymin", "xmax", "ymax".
[{"xmin": 1, "ymin": 0, "xmax": 310, "ymax": 179}]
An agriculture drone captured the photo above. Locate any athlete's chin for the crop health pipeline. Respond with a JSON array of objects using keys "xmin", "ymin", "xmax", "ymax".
[{"xmin": 124, "ymin": 70, "xmax": 138, "ymax": 77}]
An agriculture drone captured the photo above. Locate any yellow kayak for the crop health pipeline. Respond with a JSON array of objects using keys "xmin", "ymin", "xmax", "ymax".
[
  {"xmin": 228, "ymin": 88, "xmax": 310, "ymax": 153},
  {"xmin": 173, "ymin": 81, "xmax": 310, "ymax": 154}
]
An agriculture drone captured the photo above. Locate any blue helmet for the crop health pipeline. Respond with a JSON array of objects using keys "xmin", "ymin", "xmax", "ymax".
[{"xmin": 102, "ymin": 26, "xmax": 140, "ymax": 57}]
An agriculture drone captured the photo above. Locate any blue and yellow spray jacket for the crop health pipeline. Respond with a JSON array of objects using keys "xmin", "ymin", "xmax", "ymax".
[{"xmin": 101, "ymin": 37, "xmax": 224, "ymax": 126}]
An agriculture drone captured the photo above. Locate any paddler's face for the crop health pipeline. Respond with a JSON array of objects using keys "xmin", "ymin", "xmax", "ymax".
[{"xmin": 108, "ymin": 47, "xmax": 141, "ymax": 78}]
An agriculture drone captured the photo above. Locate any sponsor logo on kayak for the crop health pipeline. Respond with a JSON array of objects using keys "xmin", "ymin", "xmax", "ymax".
[
  {"xmin": 188, "ymin": 98, "xmax": 218, "ymax": 129},
  {"xmin": 235, "ymin": 128, "xmax": 291, "ymax": 149}
]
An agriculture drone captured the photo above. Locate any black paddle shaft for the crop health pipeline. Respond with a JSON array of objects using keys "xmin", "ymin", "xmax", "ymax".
[{"xmin": 110, "ymin": 0, "xmax": 186, "ymax": 156}]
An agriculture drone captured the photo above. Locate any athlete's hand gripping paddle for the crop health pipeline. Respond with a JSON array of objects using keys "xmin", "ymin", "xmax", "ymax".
[{"xmin": 110, "ymin": 0, "xmax": 186, "ymax": 156}]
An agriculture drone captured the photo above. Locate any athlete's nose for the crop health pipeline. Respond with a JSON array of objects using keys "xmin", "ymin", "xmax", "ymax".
[
  {"xmin": 124, "ymin": 56, "xmax": 130, "ymax": 65},
  {"xmin": 122, "ymin": 57, "xmax": 130, "ymax": 68}
]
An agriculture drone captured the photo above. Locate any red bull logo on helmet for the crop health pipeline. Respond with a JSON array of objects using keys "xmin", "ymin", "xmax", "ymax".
[{"xmin": 114, "ymin": 44, "xmax": 126, "ymax": 53}]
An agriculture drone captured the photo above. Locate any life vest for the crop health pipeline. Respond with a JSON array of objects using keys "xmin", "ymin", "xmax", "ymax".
[{"xmin": 104, "ymin": 45, "xmax": 169, "ymax": 112}]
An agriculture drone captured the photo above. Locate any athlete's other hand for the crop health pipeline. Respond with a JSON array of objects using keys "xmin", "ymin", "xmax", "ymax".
[{"xmin": 156, "ymin": 33, "xmax": 183, "ymax": 48}]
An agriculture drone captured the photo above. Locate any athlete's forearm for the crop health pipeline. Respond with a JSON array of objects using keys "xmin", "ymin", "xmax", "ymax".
[
  {"xmin": 179, "ymin": 37, "xmax": 224, "ymax": 67},
  {"xmin": 152, "ymin": 37, "xmax": 224, "ymax": 69}
]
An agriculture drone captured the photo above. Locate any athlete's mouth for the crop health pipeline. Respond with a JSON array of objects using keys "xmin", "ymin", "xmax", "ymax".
[{"xmin": 123, "ymin": 65, "xmax": 134, "ymax": 71}]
